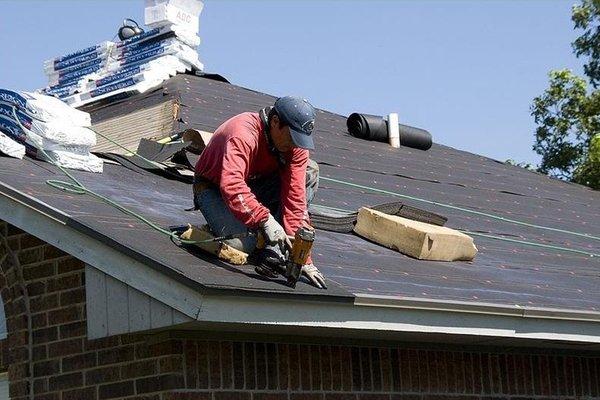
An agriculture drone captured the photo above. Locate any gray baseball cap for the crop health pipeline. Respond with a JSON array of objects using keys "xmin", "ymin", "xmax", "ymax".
[{"xmin": 273, "ymin": 96, "xmax": 316, "ymax": 150}]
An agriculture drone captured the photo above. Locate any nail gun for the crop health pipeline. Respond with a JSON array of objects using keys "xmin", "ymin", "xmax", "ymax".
[{"xmin": 254, "ymin": 226, "xmax": 315, "ymax": 288}]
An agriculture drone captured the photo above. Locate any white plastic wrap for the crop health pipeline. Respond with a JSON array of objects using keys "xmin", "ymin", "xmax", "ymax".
[
  {"xmin": 0, "ymin": 89, "xmax": 102, "ymax": 172},
  {"xmin": 0, "ymin": 131, "xmax": 25, "ymax": 159},
  {"xmin": 116, "ymin": 24, "xmax": 201, "ymax": 49},
  {"xmin": 45, "ymin": 28, "xmax": 202, "ymax": 89},
  {"xmin": 62, "ymin": 54, "xmax": 199, "ymax": 107},
  {"xmin": 0, "ymin": 105, "xmax": 96, "ymax": 147},
  {"xmin": 0, "ymin": 89, "xmax": 91, "ymax": 126},
  {"xmin": 41, "ymin": 150, "xmax": 103, "ymax": 173},
  {"xmin": 0, "ymin": 115, "xmax": 91, "ymax": 155},
  {"xmin": 63, "ymin": 77, "xmax": 166, "ymax": 107},
  {"xmin": 43, "ymin": 41, "xmax": 113, "ymax": 72},
  {"xmin": 145, "ymin": 0, "xmax": 204, "ymax": 34}
]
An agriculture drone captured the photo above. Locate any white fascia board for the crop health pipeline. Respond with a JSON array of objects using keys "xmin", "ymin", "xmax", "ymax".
[
  {"xmin": 0, "ymin": 183, "xmax": 204, "ymax": 320},
  {"xmin": 195, "ymin": 294, "xmax": 600, "ymax": 345}
]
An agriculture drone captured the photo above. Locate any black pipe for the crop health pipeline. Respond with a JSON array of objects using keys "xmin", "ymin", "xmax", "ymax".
[
  {"xmin": 346, "ymin": 113, "xmax": 432, "ymax": 151},
  {"xmin": 397, "ymin": 123, "xmax": 432, "ymax": 150}
]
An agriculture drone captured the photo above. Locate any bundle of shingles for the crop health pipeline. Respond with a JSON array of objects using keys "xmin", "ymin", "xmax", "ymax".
[
  {"xmin": 41, "ymin": 1, "xmax": 203, "ymax": 107},
  {"xmin": 309, "ymin": 202, "xmax": 448, "ymax": 233},
  {"xmin": 0, "ymin": 89, "xmax": 103, "ymax": 172}
]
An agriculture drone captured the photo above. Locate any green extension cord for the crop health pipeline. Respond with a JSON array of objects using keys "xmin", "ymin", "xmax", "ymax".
[
  {"xmin": 321, "ymin": 176, "xmax": 600, "ymax": 242},
  {"xmin": 11, "ymin": 106, "xmax": 211, "ymax": 246},
  {"xmin": 314, "ymin": 203, "xmax": 599, "ymax": 258},
  {"xmin": 463, "ymin": 231, "xmax": 599, "ymax": 258},
  {"xmin": 12, "ymin": 105, "xmax": 598, "ymax": 258},
  {"xmin": 320, "ymin": 177, "xmax": 598, "ymax": 258}
]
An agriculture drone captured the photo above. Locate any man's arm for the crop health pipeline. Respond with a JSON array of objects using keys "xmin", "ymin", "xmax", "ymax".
[
  {"xmin": 219, "ymin": 137, "xmax": 270, "ymax": 228},
  {"xmin": 279, "ymin": 148, "xmax": 310, "ymax": 233},
  {"xmin": 280, "ymin": 148, "xmax": 313, "ymax": 264}
]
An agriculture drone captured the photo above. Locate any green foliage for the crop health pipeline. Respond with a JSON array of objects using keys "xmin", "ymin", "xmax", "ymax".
[
  {"xmin": 504, "ymin": 159, "xmax": 535, "ymax": 171},
  {"xmin": 572, "ymin": 0, "xmax": 600, "ymax": 87},
  {"xmin": 531, "ymin": 70, "xmax": 596, "ymax": 179},
  {"xmin": 573, "ymin": 134, "xmax": 600, "ymax": 189},
  {"xmin": 590, "ymin": 133, "xmax": 600, "ymax": 161},
  {"xmin": 531, "ymin": 0, "xmax": 600, "ymax": 189}
]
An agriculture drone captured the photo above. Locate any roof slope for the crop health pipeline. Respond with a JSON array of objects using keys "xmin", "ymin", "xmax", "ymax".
[{"xmin": 2, "ymin": 73, "xmax": 599, "ymax": 313}]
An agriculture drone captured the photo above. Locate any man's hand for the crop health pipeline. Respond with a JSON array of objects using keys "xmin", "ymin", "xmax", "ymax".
[
  {"xmin": 302, "ymin": 263, "xmax": 327, "ymax": 289},
  {"xmin": 260, "ymin": 214, "xmax": 292, "ymax": 251}
]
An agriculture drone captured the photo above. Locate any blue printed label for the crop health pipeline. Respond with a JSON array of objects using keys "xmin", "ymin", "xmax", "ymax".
[
  {"xmin": 95, "ymin": 65, "xmax": 142, "ymax": 87},
  {"xmin": 0, "ymin": 90, "xmax": 28, "ymax": 110},
  {"xmin": 119, "ymin": 40, "xmax": 163, "ymax": 59},
  {"xmin": 45, "ymin": 85, "xmax": 77, "ymax": 96},
  {"xmin": 90, "ymin": 78, "xmax": 137, "ymax": 97},
  {"xmin": 0, "ymin": 104, "xmax": 32, "ymax": 130},
  {"xmin": 58, "ymin": 58, "xmax": 105, "ymax": 79},
  {"xmin": 52, "ymin": 43, "xmax": 102, "ymax": 66},
  {"xmin": 121, "ymin": 47, "xmax": 166, "ymax": 67},
  {"xmin": 59, "ymin": 64, "xmax": 103, "ymax": 85},
  {"xmin": 0, "ymin": 116, "xmax": 26, "ymax": 142},
  {"xmin": 119, "ymin": 36, "xmax": 162, "ymax": 53},
  {"xmin": 54, "ymin": 51, "xmax": 102, "ymax": 71}
]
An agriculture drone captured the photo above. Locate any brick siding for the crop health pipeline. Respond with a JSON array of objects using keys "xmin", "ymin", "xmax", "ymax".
[
  {"xmin": 173, "ymin": 342, "xmax": 600, "ymax": 399},
  {"xmin": 0, "ymin": 220, "xmax": 599, "ymax": 400}
]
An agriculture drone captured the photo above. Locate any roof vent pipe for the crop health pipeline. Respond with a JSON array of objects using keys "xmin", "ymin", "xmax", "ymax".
[
  {"xmin": 346, "ymin": 113, "xmax": 432, "ymax": 151},
  {"xmin": 387, "ymin": 113, "xmax": 400, "ymax": 148}
]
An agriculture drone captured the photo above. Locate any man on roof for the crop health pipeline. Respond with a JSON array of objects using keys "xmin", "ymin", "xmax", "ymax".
[{"xmin": 193, "ymin": 96, "xmax": 326, "ymax": 289}]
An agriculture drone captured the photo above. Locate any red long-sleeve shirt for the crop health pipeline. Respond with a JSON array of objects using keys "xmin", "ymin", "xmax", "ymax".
[{"xmin": 195, "ymin": 112, "xmax": 311, "ymax": 238}]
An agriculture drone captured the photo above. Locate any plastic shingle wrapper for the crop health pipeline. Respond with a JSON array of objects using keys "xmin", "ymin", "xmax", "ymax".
[
  {"xmin": 0, "ymin": 89, "xmax": 91, "ymax": 126},
  {"xmin": 0, "ymin": 131, "xmax": 25, "ymax": 159},
  {"xmin": 145, "ymin": 0, "xmax": 204, "ymax": 34},
  {"xmin": 0, "ymin": 89, "xmax": 102, "ymax": 173},
  {"xmin": 40, "ymin": 23, "xmax": 203, "ymax": 108},
  {"xmin": 0, "ymin": 104, "xmax": 96, "ymax": 147},
  {"xmin": 41, "ymin": 150, "xmax": 104, "ymax": 174},
  {"xmin": 61, "ymin": 55, "xmax": 197, "ymax": 107}
]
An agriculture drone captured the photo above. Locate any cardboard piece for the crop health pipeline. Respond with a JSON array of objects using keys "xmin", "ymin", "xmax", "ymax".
[
  {"xmin": 180, "ymin": 224, "xmax": 248, "ymax": 265},
  {"xmin": 353, "ymin": 207, "xmax": 477, "ymax": 261},
  {"xmin": 182, "ymin": 128, "xmax": 212, "ymax": 153}
]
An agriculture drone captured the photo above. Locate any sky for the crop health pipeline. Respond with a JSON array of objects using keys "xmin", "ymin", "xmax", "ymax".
[{"xmin": 0, "ymin": 0, "xmax": 586, "ymax": 166}]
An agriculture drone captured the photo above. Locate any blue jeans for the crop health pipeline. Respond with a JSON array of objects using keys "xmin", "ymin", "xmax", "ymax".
[{"xmin": 194, "ymin": 159, "xmax": 319, "ymax": 253}]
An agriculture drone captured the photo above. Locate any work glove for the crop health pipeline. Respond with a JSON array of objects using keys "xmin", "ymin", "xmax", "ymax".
[
  {"xmin": 260, "ymin": 214, "xmax": 292, "ymax": 252},
  {"xmin": 302, "ymin": 263, "xmax": 327, "ymax": 289}
]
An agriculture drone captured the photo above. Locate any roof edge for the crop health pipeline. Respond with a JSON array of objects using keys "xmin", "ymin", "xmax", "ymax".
[
  {"xmin": 0, "ymin": 182, "xmax": 205, "ymax": 319},
  {"xmin": 194, "ymin": 294, "xmax": 600, "ymax": 347},
  {"xmin": 2, "ymin": 183, "xmax": 600, "ymax": 347},
  {"xmin": 354, "ymin": 294, "xmax": 600, "ymax": 322}
]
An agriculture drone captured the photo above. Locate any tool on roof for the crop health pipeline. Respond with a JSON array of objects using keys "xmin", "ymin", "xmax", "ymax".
[
  {"xmin": 178, "ymin": 223, "xmax": 322, "ymax": 289},
  {"xmin": 253, "ymin": 226, "xmax": 320, "ymax": 288},
  {"xmin": 118, "ymin": 18, "xmax": 145, "ymax": 41},
  {"xmin": 347, "ymin": 112, "xmax": 432, "ymax": 150},
  {"xmin": 156, "ymin": 131, "xmax": 184, "ymax": 144},
  {"xmin": 286, "ymin": 227, "xmax": 315, "ymax": 288}
]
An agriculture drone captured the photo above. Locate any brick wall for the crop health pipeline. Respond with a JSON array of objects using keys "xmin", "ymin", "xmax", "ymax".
[
  {"xmin": 173, "ymin": 341, "xmax": 600, "ymax": 400},
  {"xmin": 0, "ymin": 220, "xmax": 599, "ymax": 400}
]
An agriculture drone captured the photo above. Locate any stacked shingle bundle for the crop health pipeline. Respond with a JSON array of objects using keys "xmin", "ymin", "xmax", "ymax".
[
  {"xmin": 0, "ymin": 89, "xmax": 103, "ymax": 172},
  {"xmin": 41, "ymin": 0, "xmax": 204, "ymax": 108}
]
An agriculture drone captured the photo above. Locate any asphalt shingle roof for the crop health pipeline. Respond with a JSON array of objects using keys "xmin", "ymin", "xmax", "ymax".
[{"xmin": 1, "ymin": 73, "xmax": 599, "ymax": 311}]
